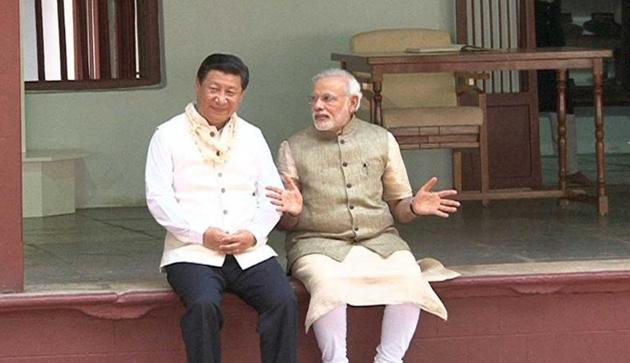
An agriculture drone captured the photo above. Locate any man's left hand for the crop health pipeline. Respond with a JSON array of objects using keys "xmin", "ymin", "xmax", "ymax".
[
  {"xmin": 412, "ymin": 177, "xmax": 460, "ymax": 218},
  {"xmin": 218, "ymin": 230, "xmax": 257, "ymax": 255},
  {"xmin": 265, "ymin": 174, "xmax": 303, "ymax": 217}
]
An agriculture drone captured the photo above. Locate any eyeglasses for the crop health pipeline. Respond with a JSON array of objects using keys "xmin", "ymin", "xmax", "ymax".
[{"xmin": 309, "ymin": 93, "xmax": 346, "ymax": 105}]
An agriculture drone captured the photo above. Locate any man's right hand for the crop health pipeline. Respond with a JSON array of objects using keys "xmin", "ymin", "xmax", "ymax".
[{"xmin": 202, "ymin": 227, "xmax": 229, "ymax": 251}]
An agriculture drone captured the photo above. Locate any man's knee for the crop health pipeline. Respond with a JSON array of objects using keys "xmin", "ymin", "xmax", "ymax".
[
  {"xmin": 186, "ymin": 295, "xmax": 223, "ymax": 322},
  {"xmin": 258, "ymin": 284, "xmax": 298, "ymax": 331},
  {"xmin": 262, "ymin": 260, "xmax": 299, "ymax": 307},
  {"xmin": 270, "ymin": 284, "xmax": 299, "ymax": 313}
]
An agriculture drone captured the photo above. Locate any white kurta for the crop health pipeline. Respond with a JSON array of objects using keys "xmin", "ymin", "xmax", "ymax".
[
  {"xmin": 292, "ymin": 247, "xmax": 459, "ymax": 331},
  {"xmin": 146, "ymin": 111, "xmax": 283, "ymax": 270}
]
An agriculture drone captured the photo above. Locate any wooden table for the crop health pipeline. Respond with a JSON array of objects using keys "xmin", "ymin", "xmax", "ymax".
[{"xmin": 332, "ymin": 47, "xmax": 613, "ymax": 215}]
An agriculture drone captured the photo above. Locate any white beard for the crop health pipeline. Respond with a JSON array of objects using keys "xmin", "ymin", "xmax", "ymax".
[{"xmin": 313, "ymin": 115, "xmax": 335, "ymax": 131}]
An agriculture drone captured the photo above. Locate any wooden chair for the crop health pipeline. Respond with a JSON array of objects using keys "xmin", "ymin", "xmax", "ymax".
[{"xmin": 350, "ymin": 28, "xmax": 490, "ymax": 203}]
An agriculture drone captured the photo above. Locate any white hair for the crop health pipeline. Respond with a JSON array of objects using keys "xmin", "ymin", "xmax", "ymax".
[{"xmin": 312, "ymin": 68, "xmax": 362, "ymax": 110}]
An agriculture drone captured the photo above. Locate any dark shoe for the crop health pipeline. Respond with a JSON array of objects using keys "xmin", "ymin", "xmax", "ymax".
[{"xmin": 567, "ymin": 171, "xmax": 594, "ymax": 187}]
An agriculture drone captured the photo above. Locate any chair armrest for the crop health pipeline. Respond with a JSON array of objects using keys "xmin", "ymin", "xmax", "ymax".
[
  {"xmin": 352, "ymin": 72, "xmax": 373, "ymax": 85},
  {"xmin": 455, "ymin": 72, "xmax": 489, "ymax": 108},
  {"xmin": 456, "ymin": 71, "xmax": 490, "ymax": 82},
  {"xmin": 347, "ymin": 71, "xmax": 376, "ymax": 99},
  {"xmin": 361, "ymin": 88, "xmax": 375, "ymax": 99},
  {"xmin": 456, "ymin": 72, "xmax": 489, "ymax": 100}
]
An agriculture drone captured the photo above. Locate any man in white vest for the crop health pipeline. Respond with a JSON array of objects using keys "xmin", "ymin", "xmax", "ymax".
[
  {"xmin": 266, "ymin": 69, "xmax": 460, "ymax": 363},
  {"xmin": 146, "ymin": 53, "xmax": 298, "ymax": 363}
]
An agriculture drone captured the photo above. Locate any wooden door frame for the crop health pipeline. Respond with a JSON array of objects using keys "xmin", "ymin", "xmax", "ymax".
[
  {"xmin": 0, "ymin": 0, "xmax": 24, "ymax": 292},
  {"xmin": 455, "ymin": 0, "xmax": 543, "ymax": 189}
]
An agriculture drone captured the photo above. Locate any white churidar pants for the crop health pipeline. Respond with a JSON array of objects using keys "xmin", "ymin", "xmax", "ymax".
[{"xmin": 312, "ymin": 303, "xmax": 421, "ymax": 363}]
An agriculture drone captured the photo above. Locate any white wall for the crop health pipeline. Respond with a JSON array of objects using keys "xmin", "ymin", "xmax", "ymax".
[
  {"xmin": 25, "ymin": 0, "xmax": 455, "ymax": 207},
  {"xmin": 24, "ymin": 1, "xmax": 630, "ymax": 207}
]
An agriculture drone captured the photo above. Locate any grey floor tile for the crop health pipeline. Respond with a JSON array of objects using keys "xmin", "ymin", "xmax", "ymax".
[
  {"xmin": 25, "ymin": 229, "xmax": 159, "ymax": 246},
  {"xmin": 77, "ymin": 207, "xmax": 155, "ymax": 220},
  {"xmin": 20, "ymin": 153, "xmax": 630, "ymax": 290}
]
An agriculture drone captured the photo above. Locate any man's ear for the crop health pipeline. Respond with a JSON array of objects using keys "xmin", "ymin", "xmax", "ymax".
[{"xmin": 349, "ymin": 95, "xmax": 360, "ymax": 113}]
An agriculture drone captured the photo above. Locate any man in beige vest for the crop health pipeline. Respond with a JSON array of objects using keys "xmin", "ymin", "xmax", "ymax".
[{"xmin": 266, "ymin": 69, "xmax": 460, "ymax": 363}]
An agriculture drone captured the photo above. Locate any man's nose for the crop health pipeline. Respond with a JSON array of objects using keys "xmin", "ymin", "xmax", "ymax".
[
  {"xmin": 312, "ymin": 98, "xmax": 325, "ymax": 110},
  {"xmin": 214, "ymin": 93, "xmax": 228, "ymax": 104}
]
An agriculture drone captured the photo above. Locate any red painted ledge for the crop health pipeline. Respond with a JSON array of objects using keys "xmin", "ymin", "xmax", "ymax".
[
  {"xmin": 438, "ymin": 270, "xmax": 630, "ymax": 297},
  {"xmin": 3, "ymin": 270, "xmax": 630, "ymax": 362},
  {"xmin": 3, "ymin": 271, "xmax": 630, "ymax": 319}
]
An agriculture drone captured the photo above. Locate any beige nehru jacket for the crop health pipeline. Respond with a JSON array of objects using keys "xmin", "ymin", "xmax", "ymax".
[{"xmin": 277, "ymin": 117, "xmax": 414, "ymax": 268}]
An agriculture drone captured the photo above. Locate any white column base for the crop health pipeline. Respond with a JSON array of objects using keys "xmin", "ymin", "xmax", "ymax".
[{"xmin": 22, "ymin": 149, "xmax": 88, "ymax": 217}]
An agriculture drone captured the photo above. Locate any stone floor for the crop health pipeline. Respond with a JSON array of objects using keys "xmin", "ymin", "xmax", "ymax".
[{"xmin": 22, "ymin": 154, "xmax": 630, "ymax": 292}]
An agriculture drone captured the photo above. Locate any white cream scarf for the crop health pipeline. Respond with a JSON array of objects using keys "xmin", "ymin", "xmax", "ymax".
[{"xmin": 185, "ymin": 102, "xmax": 238, "ymax": 163}]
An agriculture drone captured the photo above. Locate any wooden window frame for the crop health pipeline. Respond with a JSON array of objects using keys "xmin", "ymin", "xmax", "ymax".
[{"xmin": 26, "ymin": 0, "xmax": 161, "ymax": 91}]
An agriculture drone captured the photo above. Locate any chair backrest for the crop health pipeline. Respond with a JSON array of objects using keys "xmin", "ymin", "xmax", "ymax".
[{"xmin": 350, "ymin": 28, "xmax": 458, "ymax": 108}]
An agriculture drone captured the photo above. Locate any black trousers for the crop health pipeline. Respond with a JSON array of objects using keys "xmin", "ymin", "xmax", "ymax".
[{"xmin": 165, "ymin": 256, "xmax": 298, "ymax": 363}]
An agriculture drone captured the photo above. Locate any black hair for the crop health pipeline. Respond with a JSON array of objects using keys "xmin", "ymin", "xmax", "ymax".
[{"xmin": 196, "ymin": 53, "xmax": 249, "ymax": 90}]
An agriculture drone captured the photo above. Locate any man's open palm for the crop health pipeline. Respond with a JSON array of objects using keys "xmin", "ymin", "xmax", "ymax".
[{"xmin": 412, "ymin": 177, "xmax": 460, "ymax": 218}]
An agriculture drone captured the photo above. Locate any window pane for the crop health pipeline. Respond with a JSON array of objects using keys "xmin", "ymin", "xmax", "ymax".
[{"xmin": 23, "ymin": 0, "xmax": 161, "ymax": 90}]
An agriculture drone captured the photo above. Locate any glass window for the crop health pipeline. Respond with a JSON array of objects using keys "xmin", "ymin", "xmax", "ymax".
[{"xmin": 23, "ymin": 0, "xmax": 161, "ymax": 91}]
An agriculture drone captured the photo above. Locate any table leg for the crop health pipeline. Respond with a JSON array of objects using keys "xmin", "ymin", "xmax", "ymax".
[
  {"xmin": 593, "ymin": 59, "xmax": 609, "ymax": 215},
  {"xmin": 373, "ymin": 81, "xmax": 383, "ymax": 127},
  {"xmin": 556, "ymin": 69, "xmax": 568, "ymax": 194}
]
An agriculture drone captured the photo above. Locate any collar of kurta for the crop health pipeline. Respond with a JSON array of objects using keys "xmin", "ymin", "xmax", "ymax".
[{"xmin": 185, "ymin": 102, "xmax": 238, "ymax": 164}]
